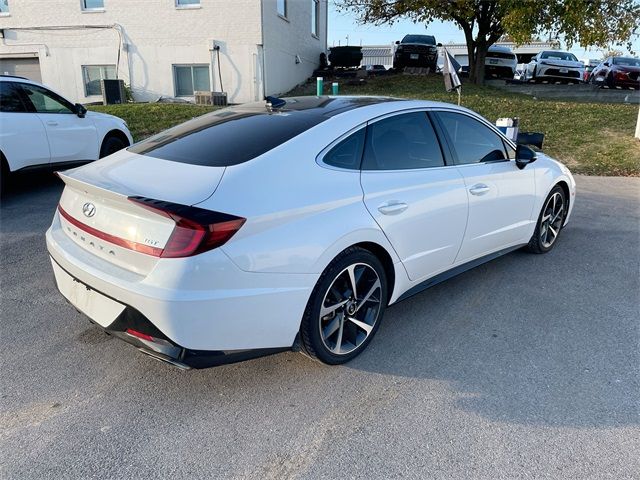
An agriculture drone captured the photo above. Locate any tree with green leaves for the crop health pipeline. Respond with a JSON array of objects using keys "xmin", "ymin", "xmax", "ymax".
[{"xmin": 337, "ymin": 0, "xmax": 640, "ymax": 84}]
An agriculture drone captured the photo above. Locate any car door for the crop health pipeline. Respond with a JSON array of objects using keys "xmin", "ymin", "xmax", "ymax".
[
  {"xmin": 433, "ymin": 110, "xmax": 536, "ymax": 263},
  {"xmin": 18, "ymin": 83, "xmax": 98, "ymax": 165},
  {"xmin": 360, "ymin": 111, "xmax": 468, "ymax": 281},
  {"xmin": 0, "ymin": 82, "xmax": 50, "ymax": 171}
]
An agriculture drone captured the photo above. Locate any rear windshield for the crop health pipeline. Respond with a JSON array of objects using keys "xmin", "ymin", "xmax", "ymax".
[
  {"xmin": 402, "ymin": 35, "xmax": 436, "ymax": 45},
  {"xmin": 129, "ymin": 107, "xmax": 325, "ymax": 167}
]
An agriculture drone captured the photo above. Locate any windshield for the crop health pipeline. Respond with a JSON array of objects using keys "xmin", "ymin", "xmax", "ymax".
[
  {"xmin": 540, "ymin": 51, "xmax": 578, "ymax": 62},
  {"xmin": 401, "ymin": 35, "xmax": 436, "ymax": 45},
  {"xmin": 613, "ymin": 57, "xmax": 640, "ymax": 67}
]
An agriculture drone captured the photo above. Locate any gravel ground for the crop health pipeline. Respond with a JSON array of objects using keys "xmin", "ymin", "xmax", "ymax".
[{"xmin": 1, "ymin": 173, "xmax": 638, "ymax": 479}]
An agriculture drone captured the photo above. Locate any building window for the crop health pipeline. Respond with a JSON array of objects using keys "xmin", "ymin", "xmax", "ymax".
[
  {"xmin": 173, "ymin": 65, "xmax": 210, "ymax": 96},
  {"xmin": 277, "ymin": 0, "xmax": 287, "ymax": 18},
  {"xmin": 0, "ymin": 0, "xmax": 10, "ymax": 14},
  {"xmin": 82, "ymin": 65, "xmax": 116, "ymax": 96},
  {"xmin": 176, "ymin": 0, "xmax": 200, "ymax": 7},
  {"xmin": 82, "ymin": 0, "xmax": 104, "ymax": 10},
  {"xmin": 311, "ymin": 0, "xmax": 320, "ymax": 37}
]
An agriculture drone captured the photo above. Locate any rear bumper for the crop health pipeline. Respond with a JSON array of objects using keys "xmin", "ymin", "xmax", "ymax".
[
  {"xmin": 51, "ymin": 256, "xmax": 287, "ymax": 369},
  {"xmin": 46, "ymin": 211, "xmax": 318, "ymax": 355}
]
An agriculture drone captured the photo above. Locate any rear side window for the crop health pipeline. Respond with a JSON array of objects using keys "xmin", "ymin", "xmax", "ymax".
[
  {"xmin": 435, "ymin": 112, "xmax": 507, "ymax": 164},
  {"xmin": 129, "ymin": 109, "xmax": 324, "ymax": 167},
  {"xmin": 322, "ymin": 128, "xmax": 365, "ymax": 170},
  {"xmin": 362, "ymin": 112, "xmax": 445, "ymax": 170},
  {"xmin": 0, "ymin": 82, "xmax": 28, "ymax": 113}
]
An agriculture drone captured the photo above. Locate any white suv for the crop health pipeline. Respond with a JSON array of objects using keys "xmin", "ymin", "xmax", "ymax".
[{"xmin": 0, "ymin": 75, "xmax": 132, "ymax": 189}]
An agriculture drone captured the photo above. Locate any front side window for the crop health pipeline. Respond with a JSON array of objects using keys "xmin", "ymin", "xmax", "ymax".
[
  {"xmin": 362, "ymin": 112, "xmax": 445, "ymax": 170},
  {"xmin": 18, "ymin": 84, "xmax": 74, "ymax": 114},
  {"xmin": 82, "ymin": 0, "xmax": 104, "ymax": 10},
  {"xmin": 0, "ymin": 82, "xmax": 28, "ymax": 112},
  {"xmin": 176, "ymin": 0, "xmax": 200, "ymax": 6},
  {"xmin": 0, "ymin": 0, "xmax": 9, "ymax": 14},
  {"xmin": 311, "ymin": 0, "xmax": 320, "ymax": 36},
  {"xmin": 322, "ymin": 128, "xmax": 365, "ymax": 170},
  {"xmin": 173, "ymin": 65, "xmax": 210, "ymax": 96},
  {"xmin": 82, "ymin": 65, "xmax": 116, "ymax": 96},
  {"xmin": 435, "ymin": 111, "xmax": 507, "ymax": 164},
  {"xmin": 277, "ymin": 0, "xmax": 287, "ymax": 17}
]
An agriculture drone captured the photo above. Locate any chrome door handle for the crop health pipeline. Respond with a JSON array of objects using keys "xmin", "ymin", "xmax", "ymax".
[
  {"xmin": 46, "ymin": 121, "xmax": 59, "ymax": 126},
  {"xmin": 378, "ymin": 201, "xmax": 408, "ymax": 215},
  {"xmin": 469, "ymin": 184, "xmax": 490, "ymax": 196}
]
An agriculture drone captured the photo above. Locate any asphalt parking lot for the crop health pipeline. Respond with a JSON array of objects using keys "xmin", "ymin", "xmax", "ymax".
[{"xmin": 1, "ymin": 173, "xmax": 638, "ymax": 479}]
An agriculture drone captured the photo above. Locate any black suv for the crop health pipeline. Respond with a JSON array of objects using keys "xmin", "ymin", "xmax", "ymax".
[{"xmin": 393, "ymin": 34, "xmax": 441, "ymax": 71}]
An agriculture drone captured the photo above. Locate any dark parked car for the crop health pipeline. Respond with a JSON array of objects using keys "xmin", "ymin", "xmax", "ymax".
[
  {"xmin": 393, "ymin": 34, "xmax": 442, "ymax": 71},
  {"xmin": 590, "ymin": 57, "xmax": 640, "ymax": 89},
  {"xmin": 328, "ymin": 46, "xmax": 363, "ymax": 68}
]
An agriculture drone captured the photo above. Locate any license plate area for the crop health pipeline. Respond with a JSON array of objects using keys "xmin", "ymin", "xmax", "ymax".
[
  {"xmin": 410, "ymin": 54, "xmax": 419, "ymax": 60},
  {"xmin": 490, "ymin": 59, "xmax": 498, "ymax": 64},
  {"xmin": 51, "ymin": 258, "xmax": 125, "ymax": 328},
  {"xmin": 559, "ymin": 68, "xmax": 568, "ymax": 73}
]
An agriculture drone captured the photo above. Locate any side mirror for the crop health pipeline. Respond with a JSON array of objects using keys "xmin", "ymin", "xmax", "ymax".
[
  {"xmin": 395, "ymin": 40, "xmax": 400, "ymax": 45},
  {"xmin": 75, "ymin": 103, "xmax": 87, "ymax": 118},
  {"xmin": 515, "ymin": 144, "xmax": 537, "ymax": 170},
  {"xmin": 603, "ymin": 62, "xmax": 610, "ymax": 67}
]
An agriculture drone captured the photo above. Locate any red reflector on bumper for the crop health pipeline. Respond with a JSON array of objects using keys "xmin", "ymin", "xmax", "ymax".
[{"xmin": 125, "ymin": 328, "xmax": 155, "ymax": 342}]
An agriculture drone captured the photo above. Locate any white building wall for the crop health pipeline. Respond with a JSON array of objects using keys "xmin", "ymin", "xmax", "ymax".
[
  {"xmin": 0, "ymin": 0, "xmax": 265, "ymax": 104},
  {"xmin": 261, "ymin": 0, "xmax": 327, "ymax": 96}
]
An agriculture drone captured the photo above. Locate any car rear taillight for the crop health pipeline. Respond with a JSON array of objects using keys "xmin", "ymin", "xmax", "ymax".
[{"xmin": 128, "ymin": 196, "xmax": 245, "ymax": 258}]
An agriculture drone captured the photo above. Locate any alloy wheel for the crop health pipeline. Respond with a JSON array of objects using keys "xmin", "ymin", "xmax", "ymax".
[
  {"xmin": 539, "ymin": 191, "xmax": 565, "ymax": 249},
  {"xmin": 319, "ymin": 263, "xmax": 382, "ymax": 355}
]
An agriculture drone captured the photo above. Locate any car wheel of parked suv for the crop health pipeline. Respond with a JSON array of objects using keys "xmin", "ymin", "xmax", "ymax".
[
  {"xmin": 300, "ymin": 247, "xmax": 388, "ymax": 364},
  {"xmin": 100, "ymin": 135, "xmax": 128, "ymax": 158},
  {"xmin": 526, "ymin": 185, "xmax": 567, "ymax": 254}
]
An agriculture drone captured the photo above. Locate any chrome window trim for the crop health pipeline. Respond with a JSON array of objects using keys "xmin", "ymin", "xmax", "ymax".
[{"xmin": 316, "ymin": 106, "xmax": 519, "ymax": 172}]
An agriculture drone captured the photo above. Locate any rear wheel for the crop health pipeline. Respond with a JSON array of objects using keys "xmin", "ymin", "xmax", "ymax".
[
  {"xmin": 526, "ymin": 186, "xmax": 567, "ymax": 254},
  {"xmin": 300, "ymin": 247, "xmax": 388, "ymax": 365},
  {"xmin": 99, "ymin": 135, "xmax": 128, "ymax": 158}
]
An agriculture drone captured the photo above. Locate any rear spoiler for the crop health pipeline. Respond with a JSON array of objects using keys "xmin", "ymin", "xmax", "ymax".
[{"xmin": 55, "ymin": 171, "xmax": 130, "ymax": 203}]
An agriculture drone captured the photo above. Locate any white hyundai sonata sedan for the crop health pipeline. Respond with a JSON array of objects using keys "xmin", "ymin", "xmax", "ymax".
[{"xmin": 46, "ymin": 96, "xmax": 576, "ymax": 369}]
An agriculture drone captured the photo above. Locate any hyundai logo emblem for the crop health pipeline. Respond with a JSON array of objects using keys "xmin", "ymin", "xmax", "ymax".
[{"xmin": 82, "ymin": 202, "xmax": 96, "ymax": 218}]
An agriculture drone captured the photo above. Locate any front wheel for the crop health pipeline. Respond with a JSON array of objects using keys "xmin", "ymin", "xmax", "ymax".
[
  {"xmin": 526, "ymin": 186, "xmax": 567, "ymax": 254},
  {"xmin": 299, "ymin": 247, "xmax": 388, "ymax": 365}
]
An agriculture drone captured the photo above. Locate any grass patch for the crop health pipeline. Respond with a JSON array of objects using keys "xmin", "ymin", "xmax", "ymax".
[
  {"xmin": 89, "ymin": 103, "xmax": 215, "ymax": 142},
  {"xmin": 90, "ymin": 77, "xmax": 639, "ymax": 176},
  {"xmin": 290, "ymin": 75, "xmax": 640, "ymax": 176}
]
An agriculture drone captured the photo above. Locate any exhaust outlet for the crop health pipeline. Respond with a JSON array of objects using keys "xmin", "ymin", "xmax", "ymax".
[{"xmin": 138, "ymin": 348, "xmax": 191, "ymax": 370}]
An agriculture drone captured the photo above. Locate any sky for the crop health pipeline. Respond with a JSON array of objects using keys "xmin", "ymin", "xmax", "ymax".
[{"xmin": 327, "ymin": 1, "xmax": 640, "ymax": 59}]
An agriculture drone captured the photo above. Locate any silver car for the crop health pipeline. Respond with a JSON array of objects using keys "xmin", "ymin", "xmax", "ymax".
[{"xmin": 525, "ymin": 51, "xmax": 584, "ymax": 83}]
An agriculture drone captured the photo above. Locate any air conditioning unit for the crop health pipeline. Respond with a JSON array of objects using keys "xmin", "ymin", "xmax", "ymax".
[
  {"xmin": 194, "ymin": 91, "xmax": 212, "ymax": 105},
  {"xmin": 212, "ymin": 91, "xmax": 228, "ymax": 106},
  {"xmin": 101, "ymin": 79, "xmax": 126, "ymax": 105}
]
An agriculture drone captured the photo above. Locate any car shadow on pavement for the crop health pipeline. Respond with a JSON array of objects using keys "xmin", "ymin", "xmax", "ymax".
[
  {"xmin": 346, "ymin": 240, "xmax": 639, "ymax": 428},
  {"xmin": 1, "ymin": 171, "xmax": 63, "ymax": 214}
]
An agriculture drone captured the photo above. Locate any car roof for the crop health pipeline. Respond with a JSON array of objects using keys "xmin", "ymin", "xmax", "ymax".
[{"xmin": 0, "ymin": 75, "xmax": 38, "ymax": 85}]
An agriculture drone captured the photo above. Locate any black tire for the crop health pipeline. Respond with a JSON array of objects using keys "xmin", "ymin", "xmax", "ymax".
[
  {"xmin": 99, "ymin": 135, "xmax": 128, "ymax": 158},
  {"xmin": 526, "ymin": 185, "xmax": 567, "ymax": 254},
  {"xmin": 299, "ymin": 247, "xmax": 388, "ymax": 365},
  {"xmin": 0, "ymin": 154, "xmax": 9, "ymax": 197},
  {"xmin": 605, "ymin": 72, "xmax": 615, "ymax": 89}
]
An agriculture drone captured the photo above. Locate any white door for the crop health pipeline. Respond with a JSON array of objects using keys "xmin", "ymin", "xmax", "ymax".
[
  {"xmin": 19, "ymin": 83, "xmax": 98, "ymax": 164},
  {"xmin": 360, "ymin": 111, "xmax": 469, "ymax": 281},
  {"xmin": 0, "ymin": 81, "xmax": 50, "ymax": 170},
  {"xmin": 433, "ymin": 110, "xmax": 536, "ymax": 262}
]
